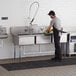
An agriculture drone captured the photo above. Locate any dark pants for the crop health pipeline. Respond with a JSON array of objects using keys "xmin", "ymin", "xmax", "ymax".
[{"xmin": 53, "ymin": 26, "xmax": 62, "ymax": 59}]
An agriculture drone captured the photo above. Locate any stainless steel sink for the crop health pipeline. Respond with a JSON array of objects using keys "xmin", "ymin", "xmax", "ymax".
[{"xmin": 10, "ymin": 25, "xmax": 48, "ymax": 35}]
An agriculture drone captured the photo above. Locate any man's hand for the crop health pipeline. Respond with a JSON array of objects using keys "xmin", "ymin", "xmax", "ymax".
[{"xmin": 43, "ymin": 29, "xmax": 49, "ymax": 34}]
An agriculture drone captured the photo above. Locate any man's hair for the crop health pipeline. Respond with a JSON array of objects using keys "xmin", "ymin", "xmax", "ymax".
[{"xmin": 48, "ymin": 10, "xmax": 55, "ymax": 16}]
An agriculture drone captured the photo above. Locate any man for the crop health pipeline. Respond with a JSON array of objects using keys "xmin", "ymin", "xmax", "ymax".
[{"xmin": 46, "ymin": 10, "xmax": 62, "ymax": 61}]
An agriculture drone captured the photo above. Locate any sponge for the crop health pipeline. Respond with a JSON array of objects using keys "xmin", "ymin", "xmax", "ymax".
[
  {"xmin": 44, "ymin": 28, "xmax": 53, "ymax": 34},
  {"xmin": 44, "ymin": 30, "xmax": 49, "ymax": 34}
]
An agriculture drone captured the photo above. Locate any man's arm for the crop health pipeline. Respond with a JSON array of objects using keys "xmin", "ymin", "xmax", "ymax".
[{"xmin": 46, "ymin": 25, "xmax": 52, "ymax": 32}]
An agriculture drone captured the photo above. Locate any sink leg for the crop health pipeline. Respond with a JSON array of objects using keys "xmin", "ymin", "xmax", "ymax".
[
  {"xmin": 19, "ymin": 45, "xmax": 21, "ymax": 62},
  {"xmin": 14, "ymin": 45, "xmax": 16, "ymax": 59}
]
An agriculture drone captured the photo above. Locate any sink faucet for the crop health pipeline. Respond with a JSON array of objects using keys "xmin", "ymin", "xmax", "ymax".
[{"xmin": 29, "ymin": 1, "xmax": 39, "ymax": 25}]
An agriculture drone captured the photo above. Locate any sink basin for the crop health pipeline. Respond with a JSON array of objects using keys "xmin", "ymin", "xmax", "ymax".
[
  {"xmin": 10, "ymin": 26, "xmax": 30, "ymax": 35},
  {"xmin": 10, "ymin": 25, "xmax": 48, "ymax": 35}
]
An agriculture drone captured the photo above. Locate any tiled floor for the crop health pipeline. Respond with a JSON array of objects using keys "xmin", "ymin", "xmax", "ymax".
[{"xmin": 0, "ymin": 65, "xmax": 76, "ymax": 76}]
